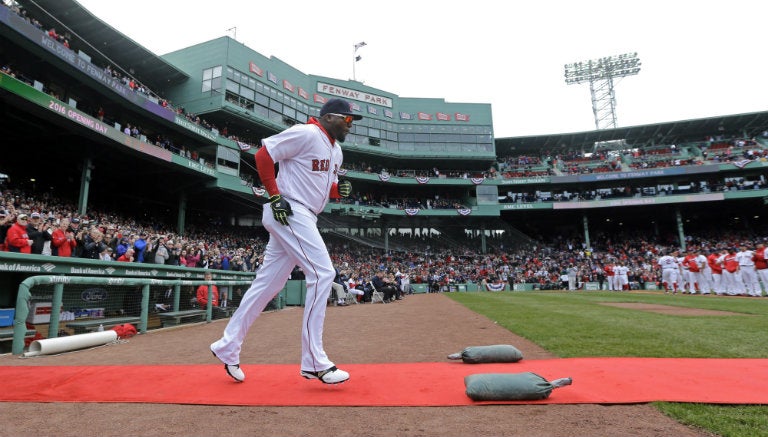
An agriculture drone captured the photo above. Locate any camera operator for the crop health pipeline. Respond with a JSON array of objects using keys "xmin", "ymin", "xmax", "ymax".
[{"xmin": 26, "ymin": 212, "xmax": 52, "ymax": 255}]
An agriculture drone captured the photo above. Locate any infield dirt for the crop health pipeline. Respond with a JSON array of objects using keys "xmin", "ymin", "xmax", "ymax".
[{"xmin": 0, "ymin": 293, "xmax": 711, "ymax": 437}]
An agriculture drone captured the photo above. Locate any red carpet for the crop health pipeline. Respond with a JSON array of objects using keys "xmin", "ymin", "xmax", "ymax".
[{"xmin": 2, "ymin": 358, "xmax": 767, "ymax": 406}]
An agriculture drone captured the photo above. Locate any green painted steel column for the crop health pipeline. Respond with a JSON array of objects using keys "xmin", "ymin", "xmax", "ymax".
[
  {"xmin": 206, "ymin": 284, "xmax": 214, "ymax": 322},
  {"xmin": 78, "ymin": 157, "xmax": 92, "ymax": 216},
  {"xmin": 583, "ymin": 215, "xmax": 591, "ymax": 250},
  {"xmin": 12, "ymin": 280, "xmax": 32, "ymax": 355},
  {"xmin": 675, "ymin": 208, "xmax": 686, "ymax": 251},
  {"xmin": 177, "ymin": 191, "xmax": 187, "ymax": 236},
  {"xmin": 49, "ymin": 283, "xmax": 64, "ymax": 339},
  {"xmin": 140, "ymin": 285, "xmax": 150, "ymax": 333},
  {"xmin": 481, "ymin": 225, "xmax": 487, "ymax": 254},
  {"xmin": 173, "ymin": 284, "xmax": 181, "ymax": 312}
]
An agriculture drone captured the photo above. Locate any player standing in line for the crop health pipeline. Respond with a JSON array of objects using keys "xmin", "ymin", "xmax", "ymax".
[
  {"xmin": 604, "ymin": 260, "xmax": 615, "ymax": 291},
  {"xmin": 210, "ymin": 98, "xmax": 360, "ymax": 384},
  {"xmin": 753, "ymin": 243, "xmax": 768, "ymax": 296},
  {"xmin": 615, "ymin": 261, "xmax": 629, "ymax": 291},
  {"xmin": 720, "ymin": 248, "xmax": 744, "ymax": 296},
  {"xmin": 657, "ymin": 249, "xmax": 680, "ymax": 294},
  {"xmin": 679, "ymin": 250, "xmax": 692, "ymax": 293},
  {"xmin": 683, "ymin": 249, "xmax": 701, "ymax": 294},
  {"xmin": 737, "ymin": 245, "xmax": 761, "ymax": 297},
  {"xmin": 707, "ymin": 249, "xmax": 725, "ymax": 295},
  {"xmin": 694, "ymin": 248, "xmax": 712, "ymax": 294}
]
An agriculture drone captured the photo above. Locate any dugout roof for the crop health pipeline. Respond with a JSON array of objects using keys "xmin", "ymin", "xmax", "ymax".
[
  {"xmin": 16, "ymin": 0, "xmax": 189, "ymax": 91},
  {"xmin": 495, "ymin": 110, "xmax": 768, "ymax": 155}
]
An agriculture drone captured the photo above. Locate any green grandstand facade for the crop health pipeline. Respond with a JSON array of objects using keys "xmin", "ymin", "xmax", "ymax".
[{"xmin": 1, "ymin": 0, "xmax": 768, "ymax": 251}]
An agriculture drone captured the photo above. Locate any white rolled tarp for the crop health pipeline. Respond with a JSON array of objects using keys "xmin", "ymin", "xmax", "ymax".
[{"xmin": 23, "ymin": 330, "xmax": 118, "ymax": 357}]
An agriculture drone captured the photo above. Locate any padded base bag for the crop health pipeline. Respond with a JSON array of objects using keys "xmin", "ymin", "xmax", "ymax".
[
  {"xmin": 447, "ymin": 344, "xmax": 523, "ymax": 364},
  {"xmin": 464, "ymin": 372, "xmax": 572, "ymax": 401}
]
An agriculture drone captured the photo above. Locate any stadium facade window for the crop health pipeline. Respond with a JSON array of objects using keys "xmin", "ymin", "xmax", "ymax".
[
  {"xmin": 240, "ymin": 87, "xmax": 255, "ymax": 101},
  {"xmin": 254, "ymin": 92, "xmax": 268, "ymax": 106},
  {"xmin": 282, "ymin": 106, "xmax": 296, "ymax": 119},
  {"xmin": 268, "ymin": 110, "xmax": 283, "ymax": 124},
  {"xmin": 253, "ymin": 105, "xmax": 268, "ymax": 119},
  {"xmin": 202, "ymin": 66, "xmax": 223, "ymax": 93},
  {"xmin": 225, "ymin": 80, "xmax": 239, "ymax": 93}
]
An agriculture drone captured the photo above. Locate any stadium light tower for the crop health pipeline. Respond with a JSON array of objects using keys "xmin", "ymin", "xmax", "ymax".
[{"xmin": 564, "ymin": 52, "xmax": 641, "ymax": 130}]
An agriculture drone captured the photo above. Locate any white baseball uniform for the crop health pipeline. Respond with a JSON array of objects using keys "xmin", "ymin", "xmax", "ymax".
[
  {"xmin": 211, "ymin": 122, "xmax": 343, "ymax": 373},
  {"xmin": 737, "ymin": 249, "xmax": 760, "ymax": 296},
  {"xmin": 695, "ymin": 254, "xmax": 711, "ymax": 294},
  {"xmin": 615, "ymin": 264, "xmax": 629, "ymax": 290},
  {"xmin": 658, "ymin": 254, "xmax": 679, "ymax": 292}
]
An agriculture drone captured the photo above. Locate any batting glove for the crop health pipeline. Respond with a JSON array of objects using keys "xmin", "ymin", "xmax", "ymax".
[
  {"xmin": 338, "ymin": 180, "xmax": 352, "ymax": 197},
  {"xmin": 269, "ymin": 194, "xmax": 292, "ymax": 226}
]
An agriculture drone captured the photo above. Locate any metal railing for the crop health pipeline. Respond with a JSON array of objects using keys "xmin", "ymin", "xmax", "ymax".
[{"xmin": 11, "ymin": 276, "xmax": 254, "ymax": 355}]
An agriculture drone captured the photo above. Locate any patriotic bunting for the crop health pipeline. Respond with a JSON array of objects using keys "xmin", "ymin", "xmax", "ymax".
[
  {"xmin": 486, "ymin": 282, "xmax": 505, "ymax": 291},
  {"xmin": 732, "ymin": 159, "xmax": 752, "ymax": 169}
]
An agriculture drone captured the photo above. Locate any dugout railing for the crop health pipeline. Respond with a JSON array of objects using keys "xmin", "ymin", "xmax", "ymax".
[{"xmin": 9, "ymin": 275, "xmax": 265, "ymax": 355}]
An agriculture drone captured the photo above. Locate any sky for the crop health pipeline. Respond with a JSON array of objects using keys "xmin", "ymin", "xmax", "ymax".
[{"xmin": 74, "ymin": 0, "xmax": 768, "ymax": 138}]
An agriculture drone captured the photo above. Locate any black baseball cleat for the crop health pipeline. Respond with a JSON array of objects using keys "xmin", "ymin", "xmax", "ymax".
[{"xmin": 300, "ymin": 366, "xmax": 349, "ymax": 384}]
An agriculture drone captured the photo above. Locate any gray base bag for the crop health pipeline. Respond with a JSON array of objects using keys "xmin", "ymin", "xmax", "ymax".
[
  {"xmin": 447, "ymin": 344, "xmax": 523, "ymax": 364},
  {"xmin": 465, "ymin": 372, "xmax": 572, "ymax": 401}
]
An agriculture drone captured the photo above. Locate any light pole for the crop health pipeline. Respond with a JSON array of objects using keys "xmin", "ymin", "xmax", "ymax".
[
  {"xmin": 353, "ymin": 41, "xmax": 366, "ymax": 81},
  {"xmin": 564, "ymin": 52, "xmax": 641, "ymax": 131}
]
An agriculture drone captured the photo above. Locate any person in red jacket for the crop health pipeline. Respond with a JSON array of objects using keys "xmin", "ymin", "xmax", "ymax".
[
  {"xmin": 196, "ymin": 272, "xmax": 219, "ymax": 308},
  {"xmin": 5, "ymin": 213, "xmax": 32, "ymax": 253},
  {"xmin": 51, "ymin": 218, "xmax": 77, "ymax": 257}
]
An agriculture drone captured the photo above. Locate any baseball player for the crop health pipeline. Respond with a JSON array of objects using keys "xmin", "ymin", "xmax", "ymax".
[
  {"xmin": 694, "ymin": 248, "xmax": 712, "ymax": 294},
  {"xmin": 682, "ymin": 249, "xmax": 701, "ymax": 294},
  {"xmin": 210, "ymin": 98, "xmax": 361, "ymax": 384},
  {"xmin": 720, "ymin": 248, "xmax": 744, "ymax": 296},
  {"xmin": 736, "ymin": 245, "xmax": 761, "ymax": 297},
  {"xmin": 614, "ymin": 261, "xmax": 629, "ymax": 291},
  {"xmin": 753, "ymin": 243, "xmax": 768, "ymax": 296},
  {"xmin": 657, "ymin": 249, "xmax": 680, "ymax": 293},
  {"xmin": 604, "ymin": 261, "xmax": 615, "ymax": 291},
  {"xmin": 707, "ymin": 249, "xmax": 724, "ymax": 295}
]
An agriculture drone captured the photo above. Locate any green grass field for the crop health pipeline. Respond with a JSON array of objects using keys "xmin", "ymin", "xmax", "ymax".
[{"xmin": 447, "ymin": 291, "xmax": 768, "ymax": 437}]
